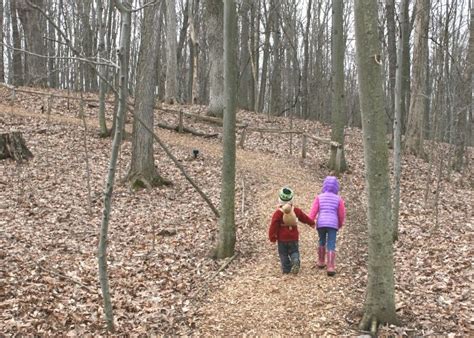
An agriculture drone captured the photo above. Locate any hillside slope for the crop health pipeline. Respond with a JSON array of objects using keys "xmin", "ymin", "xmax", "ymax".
[{"xmin": 0, "ymin": 87, "xmax": 472, "ymax": 335}]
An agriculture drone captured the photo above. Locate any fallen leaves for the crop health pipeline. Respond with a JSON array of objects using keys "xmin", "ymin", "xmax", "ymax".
[{"xmin": 0, "ymin": 86, "xmax": 473, "ymax": 335}]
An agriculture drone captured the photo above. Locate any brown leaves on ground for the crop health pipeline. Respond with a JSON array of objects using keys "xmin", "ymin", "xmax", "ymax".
[{"xmin": 0, "ymin": 86, "xmax": 473, "ymax": 335}]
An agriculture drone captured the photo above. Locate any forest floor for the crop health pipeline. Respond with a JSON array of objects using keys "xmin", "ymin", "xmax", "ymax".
[{"xmin": 0, "ymin": 87, "xmax": 473, "ymax": 336}]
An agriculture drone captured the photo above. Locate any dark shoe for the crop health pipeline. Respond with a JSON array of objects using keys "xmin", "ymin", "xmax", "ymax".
[
  {"xmin": 317, "ymin": 246, "xmax": 326, "ymax": 269},
  {"xmin": 291, "ymin": 262, "xmax": 300, "ymax": 275},
  {"xmin": 327, "ymin": 251, "xmax": 336, "ymax": 276}
]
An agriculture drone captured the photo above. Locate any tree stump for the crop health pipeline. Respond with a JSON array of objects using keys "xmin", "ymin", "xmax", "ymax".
[{"xmin": 0, "ymin": 132, "xmax": 33, "ymax": 162}]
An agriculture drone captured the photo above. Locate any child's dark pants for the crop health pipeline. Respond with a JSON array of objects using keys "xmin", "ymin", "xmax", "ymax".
[{"xmin": 277, "ymin": 240, "xmax": 300, "ymax": 273}]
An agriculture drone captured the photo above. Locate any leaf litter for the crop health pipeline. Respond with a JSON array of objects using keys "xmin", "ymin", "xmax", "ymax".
[{"xmin": 0, "ymin": 86, "xmax": 473, "ymax": 335}]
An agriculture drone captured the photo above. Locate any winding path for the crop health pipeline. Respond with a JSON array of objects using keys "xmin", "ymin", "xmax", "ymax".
[{"xmin": 1, "ymin": 103, "xmax": 363, "ymax": 335}]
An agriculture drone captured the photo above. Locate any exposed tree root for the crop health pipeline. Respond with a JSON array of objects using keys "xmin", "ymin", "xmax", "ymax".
[
  {"xmin": 359, "ymin": 313, "xmax": 378, "ymax": 336},
  {"xmin": 126, "ymin": 171, "xmax": 171, "ymax": 191}
]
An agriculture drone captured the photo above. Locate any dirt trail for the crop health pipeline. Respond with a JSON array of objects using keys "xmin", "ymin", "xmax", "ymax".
[
  {"xmin": 190, "ymin": 155, "xmax": 359, "ymax": 335},
  {"xmin": 1, "ymin": 105, "xmax": 360, "ymax": 335}
]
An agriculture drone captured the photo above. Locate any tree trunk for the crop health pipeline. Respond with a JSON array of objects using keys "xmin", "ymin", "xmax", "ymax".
[
  {"xmin": 301, "ymin": 0, "xmax": 312, "ymax": 119},
  {"xmin": 188, "ymin": 0, "xmax": 199, "ymax": 104},
  {"xmin": 17, "ymin": 0, "xmax": 47, "ymax": 87},
  {"xmin": 98, "ymin": 0, "xmax": 133, "ymax": 332},
  {"xmin": 177, "ymin": 0, "xmax": 189, "ymax": 99},
  {"xmin": 206, "ymin": 0, "xmax": 224, "ymax": 117},
  {"xmin": 0, "ymin": 132, "xmax": 33, "ymax": 162},
  {"xmin": 127, "ymin": 1, "xmax": 169, "ymax": 189},
  {"xmin": 269, "ymin": 0, "xmax": 281, "ymax": 116},
  {"xmin": 405, "ymin": 0, "xmax": 430, "ymax": 158},
  {"xmin": 97, "ymin": 0, "xmax": 109, "ymax": 136},
  {"xmin": 453, "ymin": 5, "xmax": 473, "ymax": 171},
  {"xmin": 386, "ymin": 0, "xmax": 397, "ymax": 135},
  {"xmin": 354, "ymin": 0, "xmax": 397, "ymax": 331},
  {"xmin": 238, "ymin": 0, "xmax": 251, "ymax": 110},
  {"xmin": 328, "ymin": 0, "xmax": 347, "ymax": 173},
  {"xmin": 400, "ymin": 0, "xmax": 410, "ymax": 134},
  {"xmin": 47, "ymin": 0, "xmax": 58, "ymax": 88},
  {"xmin": 257, "ymin": 4, "xmax": 271, "ymax": 113},
  {"xmin": 248, "ymin": 1, "xmax": 258, "ymax": 111},
  {"xmin": 392, "ymin": 0, "xmax": 406, "ymax": 242},
  {"xmin": 10, "ymin": 0, "xmax": 24, "ymax": 86},
  {"xmin": 215, "ymin": 0, "xmax": 237, "ymax": 259},
  {"xmin": 77, "ymin": 0, "xmax": 95, "ymax": 91},
  {"xmin": 154, "ymin": 1, "xmax": 165, "ymax": 102},
  {"xmin": 0, "ymin": 0, "xmax": 4, "ymax": 82},
  {"xmin": 165, "ymin": 0, "xmax": 178, "ymax": 104}
]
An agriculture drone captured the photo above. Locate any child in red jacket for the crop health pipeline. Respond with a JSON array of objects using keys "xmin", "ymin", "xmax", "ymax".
[{"xmin": 268, "ymin": 187, "xmax": 315, "ymax": 274}]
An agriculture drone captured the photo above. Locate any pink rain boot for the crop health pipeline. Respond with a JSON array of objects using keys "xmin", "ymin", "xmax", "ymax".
[
  {"xmin": 317, "ymin": 246, "xmax": 326, "ymax": 269},
  {"xmin": 327, "ymin": 251, "xmax": 336, "ymax": 276}
]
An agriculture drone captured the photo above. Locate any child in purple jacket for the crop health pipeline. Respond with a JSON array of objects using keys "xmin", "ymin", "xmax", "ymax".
[{"xmin": 308, "ymin": 176, "xmax": 345, "ymax": 276}]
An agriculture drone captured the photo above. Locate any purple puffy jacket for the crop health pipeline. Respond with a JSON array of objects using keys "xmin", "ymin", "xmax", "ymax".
[{"xmin": 309, "ymin": 176, "xmax": 345, "ymax": 229}]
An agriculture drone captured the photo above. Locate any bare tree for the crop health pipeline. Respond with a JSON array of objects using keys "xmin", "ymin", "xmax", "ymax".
[
  {"xmin": 257, "ymin": 0, "xmax": 271, "ymax": 113},
  {"xmin": 405, "ymin": 0, "xmax": 431, "ymax": 157},
  {"xmin": 188, "ymin": 0, "xmax": 199, "ymax": 104},
  {"xmin": 205, "ymin": 0, "xmax": 224, "ymax": 117},
  {"xmin": 301, "ymin": 0, "xmax": 312, "ymax": 119},
  {"xmin": 165, "ymin": 0, "xmax": 178, "ymax": 104},
  {"xmin": 386, "ymin": 0, "xmax": 396, "ymax": 134},
  {"xmin": 17, "ymin": 0, "xmax": 47, "ymax": 86},
  {"xmin": 10, "ymin": 0, "xmax": 24, "ymax": 86},
  {"xmin": 97, "ymin": 0, "xmax": 109, "ymax": 136},
  {"xmin": 269, "ymin": 0, "xmax": 281, "ymax": 115},
  {"xmin": 77, "ymin": 0, "xmax": 96, "ymax": 91},
  {"xmin": 354, "ymin": 0, "xmax": 397, "ymax": 332},
  {"xmin": 98, "ymin": 0, "xmax": 132, "ymax": 332},
  {"xmin": 329, "ymin": 0, "xmax": 347, "ymax": 173},
  {"xmin": 452, "ymin": 2, "xmax": 471, "ymax": 171},
  {"xmin": 392, "ymin": 0, "xmax": 411, "ymax": 242},
  {"xmin": 215, "ymin": 0, "xmax": 237, "ymax": 259},
  {"xmin": 0, "ymin": 0, "xmax": 4, "ymax": 82},
  {"xmin": 127, "ymin": 2, "xmax": 168, "ymax": 189},
  {"xmin": 238, "ymin": 0, "xmax": 251, "ymax": 110}
]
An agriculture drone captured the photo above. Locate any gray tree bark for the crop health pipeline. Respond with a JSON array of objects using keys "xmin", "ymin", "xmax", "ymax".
[
  {"xmin": 98, "ymin": 0, "xmax": 132, "ymax": 332},
  {"xmin": 269, "ymin": 0, "xmax": 281, "ymax": 115},
  {"xmin": 248, "ymin": 1, "xmax": 258, "ymax": 111},
  {"xmin": 392, "ymin": 0, "xmax": 405, "ymax": 242},
  {"xmin": 215, "ymin": 0, "xmax": 237, "ymax": 259},
  {"xmin": 354, "ymin": 0, "xmax": 397, "ymax": 331},
  {"xmin": 400, "ymin": 0, "xmax": 410, "ymax": 133},
  {"xmin": 10, "ymin": 0, "xmax": 24, "ymax": 86},
  {"xmin": 17, "ymin": 0, "xmax": 47, "ymax": 86},
  {"xmin": 165, "ymin": 0, "xmax": 178, "ymax": 104},
  {"xmin": 77, "ymin": 0, "xmax": 95, "ymax": 91},
  {"xmin": 206, "ymin": 0, "xmax": 224, "ymax": 117},
  {"xmin": 301, "ymin": 0, "xmax": 312, "ymax": 119},
  {"xmin": 127, "ymin": 2, "xmax": 168, "ymax": 189},
  {"xmin": 46, "ymin": 0, "xmax": 58, "ymax": 88},
  {"xmin": 188, "ymin": 0, "xmax": 199, "ymax": 104},
  {"xmin": 405, "ymin": 0, "xmax": 430, "ymax": 158},
  {"xmin": 452, "ymin": 5, "xmax": 472, "ymax": 171},
  {"xmin": 0, "ymin": 0, "xmax": 4, "ymax": 82},
  {"xmin": 97, "ymin": 0, "xmax": 109, "ymax": 136},
  {"xmin": 257, "ymin": 4, "xmax": 271, "ymax": 113},
  {"xmin": 328, "ymin": 0, "xmax": 347, "ymax": 173},
  {"xmin": 238, "ymin": 0, "xmax": 251, "ymax": 110},
  {"xmin": 386, "ymin": 0, "xmax": 397, "ymax": 134}
]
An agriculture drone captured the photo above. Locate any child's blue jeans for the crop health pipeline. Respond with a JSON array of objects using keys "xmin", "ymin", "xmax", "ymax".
[
  {"xmin": 317, "ymin": 227, "xmax": 338, "ymax": 251},
  {"xmin": 277, "ymin": 241, "xmax": 300, "ymax": 273}
]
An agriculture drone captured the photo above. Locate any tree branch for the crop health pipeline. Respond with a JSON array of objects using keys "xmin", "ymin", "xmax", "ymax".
[
  {"xmin": 1, "ymin": 42, "xmax": 118, "ymax": 68},
  {"xmin": 133, "ymin": 114, "xmax": 220, "ymax": 218}
]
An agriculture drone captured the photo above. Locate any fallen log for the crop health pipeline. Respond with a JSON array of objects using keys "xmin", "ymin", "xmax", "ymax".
[
  {"xmin": 0, "ymin": 132, "xmax": 33, "ymax": 162},
  {"xmin": 157, "ymin": 122, "xmax": 219, "ymax": 138}
]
